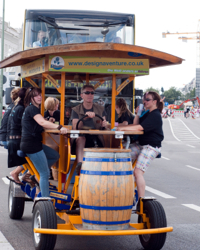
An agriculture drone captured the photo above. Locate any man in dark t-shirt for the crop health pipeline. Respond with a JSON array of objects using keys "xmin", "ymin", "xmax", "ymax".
[{"xmin": 71, "ymin": 85, "xmax": 107, "ymax": 174}]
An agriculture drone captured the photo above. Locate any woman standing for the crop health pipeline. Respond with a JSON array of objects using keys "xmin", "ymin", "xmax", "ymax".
[
  {"xmin": 20, "ymin": 87, "xmax": 68, "ymax": 197},
  {"xmin": 0, "ymin": 88, "xmax": 20, "ymax": 148},
  {"xmin": 7, "ymin": 88, "xmax": 27, "ymax": 184},
  {"xmin": 117, "ymin": 91, "xmax": 164, "ymax": 204}
]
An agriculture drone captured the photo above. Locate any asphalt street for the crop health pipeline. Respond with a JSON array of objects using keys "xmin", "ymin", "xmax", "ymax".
[{"xmin": 0, "ymin": 116, "xmax": 200, "ymax": 250}]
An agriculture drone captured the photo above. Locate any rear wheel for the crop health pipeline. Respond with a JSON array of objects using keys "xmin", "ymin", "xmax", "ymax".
[
  {"xmin": 32, "ymin": 200, "xmax": 57, "ymax": 250},
  {"xmin": 8, "ymin": 182, "xmax": 25, "ymax": 219},
  {"xmin": 138, "ymin": 200, "xmax": 167, "ymax": 250}
]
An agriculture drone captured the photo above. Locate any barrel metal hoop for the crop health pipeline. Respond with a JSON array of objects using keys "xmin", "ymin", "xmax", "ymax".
[
  {"xmin": 80, "ymin": 170, "xmax": 133, "ymax": 175},
  {"xmin": 82, "ymin": 219, "xmax": 130, "ymax": 225},
  {"xmin": 80, "ymin": 204, "xmax": 132, "ymax": 210},
  {"xmin": 83, "ymin": 157, "xmax": 131, "ymax": 162}
]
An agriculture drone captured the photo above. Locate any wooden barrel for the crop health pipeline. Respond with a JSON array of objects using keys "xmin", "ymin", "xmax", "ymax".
[{"xmin": 79, "ymin": 148, "xmax": 134, "ymax": 230}]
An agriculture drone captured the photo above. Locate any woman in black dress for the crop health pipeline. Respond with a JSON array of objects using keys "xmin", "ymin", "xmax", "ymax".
[{"xmin": 8, "ymin": 88, "xmax": 27, "ymax": 184}]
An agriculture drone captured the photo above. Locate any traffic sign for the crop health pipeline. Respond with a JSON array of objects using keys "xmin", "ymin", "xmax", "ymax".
[{"xmin": 165, "ymin": 102, "xmax": 169, "ymax": 106}]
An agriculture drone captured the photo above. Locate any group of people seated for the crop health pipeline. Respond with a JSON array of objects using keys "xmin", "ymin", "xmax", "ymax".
[
  {"xmin": 70, "ymin": 85, "xmax": 164, "ymax": 207},
  {"xmin": 1, "ymin": 84, "xmax": 164, "ymax": 211}
]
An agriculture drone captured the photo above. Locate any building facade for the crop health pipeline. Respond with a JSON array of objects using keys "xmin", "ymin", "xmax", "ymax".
[{"xmin": 0, "ymin": 17, "xmax": 23, "ymax": 67}]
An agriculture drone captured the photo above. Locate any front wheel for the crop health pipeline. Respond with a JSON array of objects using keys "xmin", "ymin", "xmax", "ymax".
[
  {"xmin": 32, "ymin": 200, "xmax": 57, "ymax": 250},
  {"xmin": 8, "ymin": 182, "xmax": 25, "ymax": 219},
  {"xmin": 138, "ymin": 200, "xmax": 167, "ymax": 250}
]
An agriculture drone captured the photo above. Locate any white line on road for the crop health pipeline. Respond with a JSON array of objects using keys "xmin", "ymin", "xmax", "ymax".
[
  {"xmin": 145, "ymin": 186, "xmax": 176, "ymax": 199},
  {"xmin": 168, "ymin": 119, "xmax": 181, "ymax": 141},
  {"xmin": 179, "ymin": 119, "xmax": 200, "ymax": 139},
  {"xmin": 186, "ymin": 165, "xmax": 200, "ymax": 171},
  {"xmin": 2, "ymin": 177, "xmax": 10, "ymax": 185},
  {"xmin": 0, "ymin": 231, "xmax": 14, "ymax": 250},
  {"xmin": 182, "ymin": 204, "xmax": 200, "ymax": 212},
  {"xmin": 161, "ymin": 156, "xmax": 170, "ymax": 160},
  {"xmin": 186, "ymin": 144, "xmax": 195, "ymax": 148}
]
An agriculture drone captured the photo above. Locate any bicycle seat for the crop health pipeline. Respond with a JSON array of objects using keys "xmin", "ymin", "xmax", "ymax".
[
  {"xmin": 156, "ymin": 153, "xmax": 161, "ymax": 158},
  {"xmin": 17, "ymin": 150, "xmax": 27, "ymax": 158}
]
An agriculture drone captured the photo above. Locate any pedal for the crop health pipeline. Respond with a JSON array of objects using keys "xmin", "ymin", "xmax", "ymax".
[
  {"xmin": 66, "ymin": 209, "xmax": 80, "ymax": 215},
  {"xmin": 30, "ymin": 175, "xmax": 39, "ymax": 186}
]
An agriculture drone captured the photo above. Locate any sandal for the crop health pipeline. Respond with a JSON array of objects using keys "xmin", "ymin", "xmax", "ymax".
[{"xmin": 6, "ymin": 176, "xmax": 25, "ymax": 186}]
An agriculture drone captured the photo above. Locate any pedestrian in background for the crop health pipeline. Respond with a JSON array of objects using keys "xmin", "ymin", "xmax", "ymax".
[{"xmin": 184, "ymin": 106, "xmax": 187, "ymax": 118}]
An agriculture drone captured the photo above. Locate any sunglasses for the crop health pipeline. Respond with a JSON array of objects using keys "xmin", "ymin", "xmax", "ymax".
[
  {"xmin": 144, "ymin": 98, "xmax": 153, "ymax": 102},
  {"xmin": 83, "ymin": 91, "xmax": 95, "ymax": 95}
]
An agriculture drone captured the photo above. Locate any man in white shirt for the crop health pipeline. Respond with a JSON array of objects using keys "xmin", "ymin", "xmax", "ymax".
[{"xmin": 33, "ymin": 30, "xmax": 48, "ymax": 48}]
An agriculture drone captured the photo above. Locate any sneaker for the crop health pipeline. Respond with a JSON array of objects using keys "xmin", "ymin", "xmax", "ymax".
[{"xmin": 132, "ymin": 198, "xmax": 141, "ymax": 214}]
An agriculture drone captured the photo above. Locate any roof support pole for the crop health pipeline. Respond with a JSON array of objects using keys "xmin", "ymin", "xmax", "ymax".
[{"xmin": 111, "ymin": 74, "xmax": 116, "ymax": 129}]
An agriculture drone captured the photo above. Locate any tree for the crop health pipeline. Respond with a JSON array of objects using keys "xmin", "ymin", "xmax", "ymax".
[
  {"xmin": 144, "ymin": 87, "xmax": 160, "ymax": 94},
  {"xmin": 163, "ymin": 87, "xmax": 182, "ymax": 104}
]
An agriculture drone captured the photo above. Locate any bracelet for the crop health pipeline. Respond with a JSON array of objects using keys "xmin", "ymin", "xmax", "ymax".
[{"xmin": 57, "ymin": 125, "xmax": 63, "ymax": 130}]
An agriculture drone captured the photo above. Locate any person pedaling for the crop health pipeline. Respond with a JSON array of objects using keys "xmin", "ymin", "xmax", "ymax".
[
  {"xmin": 70, "ymin": 85, "xmax": 107, "ymax": 174},
  {"xmin": 116, "ymin": 91, "xmax": 164, "ymax": 210},
  {"xmin": 19, "ymin": 87, "xmax": 69, "ymax": 197},
  {"xmin": 44, "ymin": 97, "xmax": 60, "ymax": 123}
]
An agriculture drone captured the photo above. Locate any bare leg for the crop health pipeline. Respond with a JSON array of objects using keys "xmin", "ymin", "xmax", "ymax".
[
  {"xmin": 76, "ymin": 136, "xmax": 86, "ymax": 163},
  {"xmin": 134, "ymin": 167, "xmax": 145, "ymax": 198},
  {"xmin": 10, "ymin": 166, "xmax": 24, "ymax": 183}
]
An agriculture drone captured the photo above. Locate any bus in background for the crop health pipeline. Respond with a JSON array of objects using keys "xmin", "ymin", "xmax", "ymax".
[
  {"xmin": 23, "ymin": 10, "xmax": 135, "ymax": 49},
  {"xmin": 20, "ymin": 10, "xmax": 142, "ymax": 122}
]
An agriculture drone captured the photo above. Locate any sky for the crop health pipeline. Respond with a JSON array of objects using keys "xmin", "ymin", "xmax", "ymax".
[{"xmin": 1, "ymin": 0, "xmax": 200, "ymax": 92}]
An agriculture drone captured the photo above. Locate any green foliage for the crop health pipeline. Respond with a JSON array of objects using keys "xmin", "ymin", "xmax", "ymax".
[
  {"xmin": 163, "ymin": 87, "xmax": 182, "ymax": 104},
  {"xmin": 144, "ymin": 87, "xmax": 160, "ymax": 94}
]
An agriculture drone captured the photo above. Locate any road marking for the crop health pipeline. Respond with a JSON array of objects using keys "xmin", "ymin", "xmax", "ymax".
[
  {"xmin": 168, "ymin": 118, "xmax": 200, "ymax": 142},
  {"xmin": 168, "ymin": 119, "xmax": 181, "ymax": 141},
  {"xmin": 161, "ymin": 156, "xmax": 170, "ymax": 160},
  {"xmin": 179, "ymin": 119, "xmax": 200, "ymax": 139},
  {"xmin": 186, "ymin": 165, "xmax": 200, "ymax": 171},
  {"xmin": 145, "ymin": 186, "xmax": 176, "ymax": 199},
  {"xmin": 0, "ymin": 231, "xmax": 14, "ymax": 250},
  {"xmin": 182, "ymin": 204, "xmax": 200, "ymax": 212},
  {"xmin": 2, "ymin": 177, "xmax": 10, "ymax": 185},
  {"xmin": 186, "ymin": 144, "xmax": 195, "ymax": 148}
]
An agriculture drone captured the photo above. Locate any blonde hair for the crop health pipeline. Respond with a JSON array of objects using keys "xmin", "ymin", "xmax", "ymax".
[{"xmin": 44, "ymin": 97, "xmax": 59, "ymax": 111}]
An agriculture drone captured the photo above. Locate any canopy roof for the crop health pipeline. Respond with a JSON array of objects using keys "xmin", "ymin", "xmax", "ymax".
[{"xmin": 0, "ymin": 42, "xmax": 183, "ymax": 80}]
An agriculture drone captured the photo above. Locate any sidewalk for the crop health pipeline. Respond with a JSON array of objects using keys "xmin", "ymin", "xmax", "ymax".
[{"xmin": 0, "ymin": 232, "xmax": 14, "ymax": 250}]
